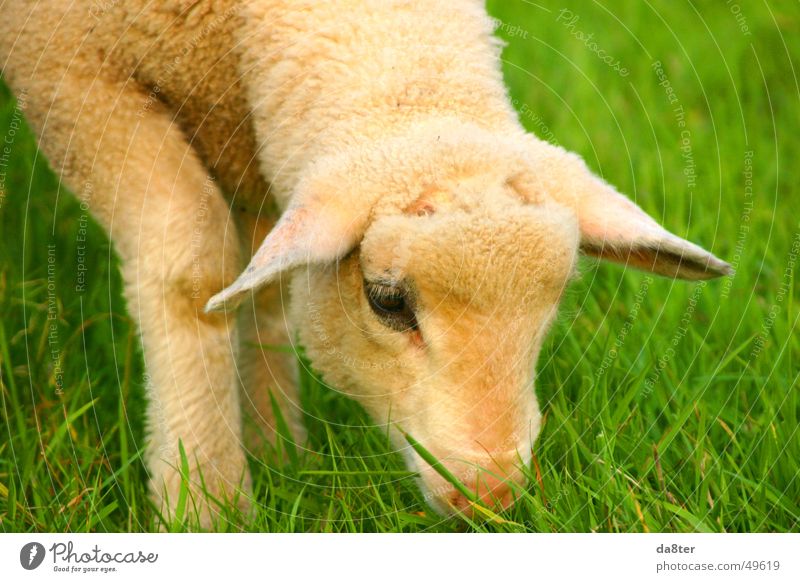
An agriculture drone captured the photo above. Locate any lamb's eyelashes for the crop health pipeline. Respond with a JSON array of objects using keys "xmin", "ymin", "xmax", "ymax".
[{"xmin": 364, "ymin": 280, "xmax": 419, "ymax": 332}]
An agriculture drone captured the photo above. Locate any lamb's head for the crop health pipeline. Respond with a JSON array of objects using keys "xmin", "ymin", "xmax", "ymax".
[
  {"xmin": 207, "ymin": 123, "xmax": 730, "ymax": 516},
  {"xmin": 324, "ymin": 199, "xmax": 577, "ymax": 516}
]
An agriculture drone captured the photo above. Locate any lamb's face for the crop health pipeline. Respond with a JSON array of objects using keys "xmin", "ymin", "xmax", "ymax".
[{"xmin": 292, "ymin": 189, "xmax": 579, "ymax": 515}]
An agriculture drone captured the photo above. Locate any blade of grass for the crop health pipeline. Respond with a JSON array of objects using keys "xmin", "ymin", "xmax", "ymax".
[{"xmin": 403, "ymin": 431, "xmax": 477, "ymax": 504}]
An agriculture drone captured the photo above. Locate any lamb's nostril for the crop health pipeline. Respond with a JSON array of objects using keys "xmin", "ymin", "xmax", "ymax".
[
  {"xmin": 442, "ymin": 477, "xmax": 516, "ymax": 516},
  {"xmin": 477, "ymin": 477, "xmax": 514, "ymax": 509},
  {"xmin": 452, "ymin": 492, "xmax": 472, "ymax": 512},
  {"xmin": 500, "ymin": 487, "xmax": 515, "ymax": 510},
  {"xmin": 444, "ymin": 489, "xmax": 459, "ymax": 507}
]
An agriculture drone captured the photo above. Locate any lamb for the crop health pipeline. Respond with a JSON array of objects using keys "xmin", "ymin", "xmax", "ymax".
[{"xmin": 0, "ymin": 0, "xmax": 730, "ymax": 525}]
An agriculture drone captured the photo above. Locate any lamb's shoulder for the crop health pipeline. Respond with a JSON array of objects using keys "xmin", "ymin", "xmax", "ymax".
[{"xmin": 104, "ymin": 0, "xmax": 267, "ymax": 202}]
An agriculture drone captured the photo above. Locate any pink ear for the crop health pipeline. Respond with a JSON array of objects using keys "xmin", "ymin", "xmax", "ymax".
[
  {"xmin": 577, "ymin": 179, "xmax": 732, "ymax": 280},
  {"xmin": 205, "ymin": 201, "xmax": 366, "ymax": 312},
  {"xmin": 520, "ymin": 145, "xmax": 731, "ymax": 280}
]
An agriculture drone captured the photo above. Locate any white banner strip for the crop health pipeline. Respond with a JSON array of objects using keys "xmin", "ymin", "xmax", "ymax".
[{"xmin": 1, "ymin": 533, "xmax": 797, "ymax": 581}]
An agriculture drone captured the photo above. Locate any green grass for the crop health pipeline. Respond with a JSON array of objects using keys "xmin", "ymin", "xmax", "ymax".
[{"xmin": 1, "ymin": 0, "xmax": 798, "ymax": 532}]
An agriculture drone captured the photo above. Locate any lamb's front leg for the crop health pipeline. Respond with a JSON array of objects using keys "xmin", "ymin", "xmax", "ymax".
[
  {"xmin": 123, "ymin": 168, "xmax": 250, "ymax": 528},
  {"xmin": 133, "ymin": 210, "xmax": 251, "ymax": 528},
  {"xmin": 237, "ymin": 284, "xmax": 306, "ymax": 454},
  {"xmin": 17, "ymin": 69, "xmax": 251, "ymax": 527}
]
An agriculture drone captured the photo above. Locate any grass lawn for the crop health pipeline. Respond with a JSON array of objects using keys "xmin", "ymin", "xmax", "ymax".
[{"xmin": 1, "ymin": 0, "xmax": 798, "ymax": 532}]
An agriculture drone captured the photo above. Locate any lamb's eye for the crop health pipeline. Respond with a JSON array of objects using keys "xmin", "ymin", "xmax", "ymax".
[{"xmin": 365, "ymin": 281, "xmax": 418, "ymax": 332}]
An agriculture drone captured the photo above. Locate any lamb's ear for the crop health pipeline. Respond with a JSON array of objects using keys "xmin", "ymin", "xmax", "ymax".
[
  {"xmin": 205, "ymin": 200, "xmax": 367, "ymax": 312},
  {"xmin": 520, "ymin": 147, "xmax": 732, "ymax": 280},
  {"xmin": 575, "ymin": 183, "xmax": 731, "ymax": 280}
]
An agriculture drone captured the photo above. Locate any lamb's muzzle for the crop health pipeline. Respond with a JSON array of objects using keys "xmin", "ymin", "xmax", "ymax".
[{"xmin": 414, "ymin": 447, "xmax": 531, "ymax": 516}]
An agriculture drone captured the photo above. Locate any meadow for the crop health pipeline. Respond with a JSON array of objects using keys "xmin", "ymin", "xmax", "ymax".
[{"xmin": 0, "ymin": 0, "xmax": 798, "ymax": 532}]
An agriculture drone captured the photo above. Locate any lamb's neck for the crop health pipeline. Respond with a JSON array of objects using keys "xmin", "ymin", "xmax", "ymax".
[{"xmin": 239, "ymin": 0, "xmax": 522, "ymax": 206}]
